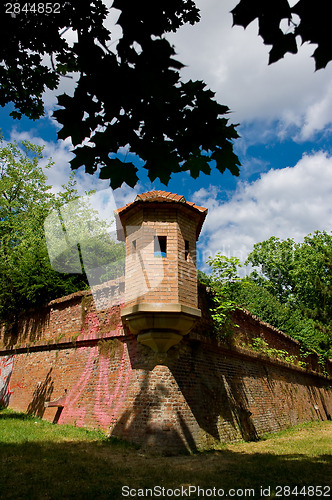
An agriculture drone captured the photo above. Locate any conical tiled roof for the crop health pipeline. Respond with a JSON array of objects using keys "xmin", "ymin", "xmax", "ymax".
[
  {"xmin": 117, "ymin": 190, "xmax": 207, "ymax": 213},
  {"xmin": 116, "ymin": 190, "xmax": 207, "ymax": 239}
]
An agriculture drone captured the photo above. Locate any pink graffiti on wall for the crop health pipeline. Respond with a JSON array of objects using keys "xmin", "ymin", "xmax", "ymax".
[
  {"xmin": 58, "ymin": 343, "xmax": 132, "ymax": 429},
  {"xmin": 94, "ymin": 343, "xmax": 132, "ymax": 428},
  {"xmin": 0, "ymin": 355, "xmax": 14, "ymax": 407},
  {"xmin": 58, "ymin": 311, "xmax": 133, "ymax": 429},
  {"xmin": 58, "ymin": 346, "xmax": 99, "ymax": 426}
]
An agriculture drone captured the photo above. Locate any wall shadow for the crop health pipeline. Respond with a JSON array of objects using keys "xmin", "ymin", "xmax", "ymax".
[
  {"xmin": 111, "ymin": 369, "xmax": 193, "ymax": 453},
  {"xmin": 2, "ymin": 306, "xmax": 50, "ymax": 348},
  {"xmin": 27, "ymin": 368, "xmax": 54, "ymax": 418},
  {"xmin": 169, "ymin": 344, "xmax": 258, "ymax": 444},
  {"xmin": 120, "ymin": 337, "xmax": 263, "ymax": 452},
  {"xmin": 167, "ymin": 338, "xmax": 332, "ymax": 449}
]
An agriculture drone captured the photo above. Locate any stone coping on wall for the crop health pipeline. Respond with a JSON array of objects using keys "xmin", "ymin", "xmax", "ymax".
[
  {"xmin": 48, "ymin": 276, "xmax": 125, "ymax": 307},
  {"xmin": 0, "ymin": 320, "xmax": 128, "ymax": 354},
  {"xmin": 188, "ymin": 331, "xmax": 330, "ymax": 378},
  {"xmin": 231, "ymin": 307, "xmax": 301, "ymax": 346},
  {"xmin": 1, "ymin": 327, "xmax": 331, "ymax": 383},
  {"xmin": 1, "ymin": 283, "xmax": 331, "ymax": 377},
  {"xmin": 48, "ymin": 289, "xmax": 90, "ymax": 306},
  {"xmin": 0, "ymin": 282, "xmax": 315, "ymax": 354},
  {"xmin": 0, "ymin": 333, "xmax": 132, "ymax": 356}
]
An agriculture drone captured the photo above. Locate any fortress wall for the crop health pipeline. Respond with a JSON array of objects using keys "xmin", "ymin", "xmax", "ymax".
[{"xmin": 1, "ymin": 288, "xmax": 331, "ymax": 453}]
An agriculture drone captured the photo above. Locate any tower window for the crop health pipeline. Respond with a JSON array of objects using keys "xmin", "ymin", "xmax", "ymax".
[
  {"xmin": 185, "ymin": 240, "xmax": 189, "ymax": 261},
  {"xmin": 132, "ymin": 240, "xmax": 136, "ymax": 252},
  {"xmin": 154, "ymin": 236, "xmax": 167, "ymax": 258}
]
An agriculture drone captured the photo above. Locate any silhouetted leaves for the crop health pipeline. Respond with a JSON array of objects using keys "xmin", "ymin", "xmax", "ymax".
[
  {"xmin": 4, "ymin": 0, "xmax": 330, "ymax": 187},
  {"xmin": 0, "ymin": 0, "xmax": 240, "ymax": 188},
  {"xmin": 232, "ymin": 0, "xmax": 332, "ymax": 70},
  {"xmin": 99, "ymin": 158, "xmax": 138, "ymax": 189}
]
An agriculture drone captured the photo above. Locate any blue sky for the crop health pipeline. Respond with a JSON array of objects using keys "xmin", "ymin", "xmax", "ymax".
[{"xmin": 1, "ymin": 0, "xmax": 332, "ymax": 272}]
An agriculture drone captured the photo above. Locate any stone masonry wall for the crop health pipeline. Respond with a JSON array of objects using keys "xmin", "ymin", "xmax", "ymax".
[{"xmin": 0, "ymin": 288, "xmax": 331, "ymax": 453}]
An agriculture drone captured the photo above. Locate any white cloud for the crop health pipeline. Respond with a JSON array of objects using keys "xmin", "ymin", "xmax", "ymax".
[
  {"xmin": 195, "ymin": 152, "xmax": 332, "ymax": 267},
  {"xmin": 8, "ymin": 129, "xmax": 107, "ymax": 196},
  {"xmin": 296, "ymin": 85, "xmax": 332, "ymax": 141},
  {"xmin": 32, "ymin": 0, "xmax": 332, "ymax": 143},
  {"xmin": 7, "ymin": 128, "xmax": 145, "ymax": 220},
  {"xmin": 18, "ymin": 0, "xmax": 332, "ymax": 160},
  {"xmin": 9, "ymin": 129, "xmax": 75, "ymax": 192},
  {"xmin": 167, "ymin": 0, "xmax": 332, "ymax": 140}
]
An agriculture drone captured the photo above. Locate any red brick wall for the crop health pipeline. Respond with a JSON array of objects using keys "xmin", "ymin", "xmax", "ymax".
[{"xmin": 1, "ymin": 289, "xmax": 331, "ymax": 453}]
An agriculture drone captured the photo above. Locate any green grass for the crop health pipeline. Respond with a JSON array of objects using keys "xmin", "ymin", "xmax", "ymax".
[{"xmin": 0, "ymin": 409, "xmax": 331, "ymax": 499}]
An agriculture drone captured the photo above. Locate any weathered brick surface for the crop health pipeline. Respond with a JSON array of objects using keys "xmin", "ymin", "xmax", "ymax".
[{"xmin": 1, "ymin": 288, "xmax": 331, "ymax": 453}]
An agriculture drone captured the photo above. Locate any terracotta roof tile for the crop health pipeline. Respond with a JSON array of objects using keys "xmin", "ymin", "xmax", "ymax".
[
  {"xmin": 134, "ymin": 190, "xmax": 186, "ymax": 203},
  {"xmin": 115, "ymin": 191, "xmax": 207, "ymax": 239},
  {"xmin": 119, "ymin": 190, "xmax": 207, "ymax": 214}
]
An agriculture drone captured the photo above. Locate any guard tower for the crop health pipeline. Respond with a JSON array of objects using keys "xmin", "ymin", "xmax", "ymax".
[{"xmin": 116, "ymin": 191, "xmax": 207, "ymax": 357}]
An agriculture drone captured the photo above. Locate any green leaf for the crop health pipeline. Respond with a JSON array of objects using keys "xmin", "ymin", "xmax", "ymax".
[
  {"xmin": 182, "ymin": 155, "xmax": 211, "ymax": 179},
  {"xmin": 99, "ymin": 158, "xmax": 138, "ymax": 189},
  {"xmin": 211, "ymin": 144, "xmax": 241, "ymax": 176}
]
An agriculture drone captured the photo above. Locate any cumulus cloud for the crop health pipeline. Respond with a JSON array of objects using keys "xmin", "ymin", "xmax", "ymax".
[
  {"xmin": 167, "ymin": 0, "xmax": 332, "ymax": 141},
  {"xmin": 9, "ymin": 129, "xmax": 75, "ymax": 192},
  {"xmin": 26, "ymin": 0, "xmax": 332, "ymax": 142},
  {"xmin": 194, "ymin": 152, "xmax": 332, "ymax": 267},
  {"xmin": 296, "ymin": 85, "xmax": 332, "ymax": 141},
  {"xmin": 8, "ymin": 128, "xmax": 145, "ymax": 219},
  {"xmin": 14, "ymin": 0, "xmax": 332, "ymax": 156}
]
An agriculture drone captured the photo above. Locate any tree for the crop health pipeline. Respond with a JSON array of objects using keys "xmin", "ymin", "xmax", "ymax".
[
  {"xmin": 205, "ymin": 254, "xmax": 244, "ymax": 335},
  {"xmin": 0, "ymin": 138, "xmax": 124, "ymax": 321},
  {"xmin": 0, "ymin": 1, "xmax": 240, "ymax": 189},
  {"xmin": 244, "ymin": 232, "xmax": 332, "ymax": 358},
  {"xmin": 206, "ymin": 233, "xmax": 332, "ymax": 359},
  {"xmin": 244, "ymin": 236, "xmax": 296, "ymax": 304},
  {"xmin": 231, "ymin": 0, "xmax": 332, "ymax": 70},
  {"xmin": 1, "ymin": 2, "xmax": 330, "ymax": 188},
  {"xmin": 0, "ymin": 139, "xmax": 83, "ymax": 319},
  {"xmin": 45, "ymin": 183, "xmax": 125, "ymax": 287},
  {"xmin": 246, "ymin": 232, "xmax": 332, "ymax": 324}
]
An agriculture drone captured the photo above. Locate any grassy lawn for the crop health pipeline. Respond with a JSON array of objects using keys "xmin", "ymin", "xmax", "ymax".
[{"xmin": 0, "ymin": 409, "xmax": 331, "ymax": 499}]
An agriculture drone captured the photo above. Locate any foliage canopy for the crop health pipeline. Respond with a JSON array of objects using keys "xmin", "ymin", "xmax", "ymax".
[
  {"xmin": 206, "ymin": 232, "xmax": 332, "ymax": 359},
  {"xmin": 0, "ymin": 138, "xmax": 124, "ymax": 321},
  {"xmin": 246, "ymin": 232, "xmax": 332, "ymax": 325},
  {"xmin": 0, "ymin": 0, "xmax": 240, "ymax": 189},
  {"xmin": 0, "ymin": 1, "xmax": 330, "ymax": 187},
  {"xmin": 232, "ymin": 0, "xmax": 332, "ymax": 70}
]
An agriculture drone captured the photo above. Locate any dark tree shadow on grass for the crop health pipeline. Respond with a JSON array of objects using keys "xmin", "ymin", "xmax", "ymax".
[{"xmin": 0, "ymin": 437, "xmax": 331, "ymax": 500}]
